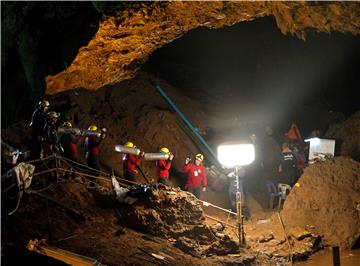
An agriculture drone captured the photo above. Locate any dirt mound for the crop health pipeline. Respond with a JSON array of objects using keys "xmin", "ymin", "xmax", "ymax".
[
  {"xmin": 46, "ymin": 72, "xmax": 206, "ymax": 183},
  {"xmin": 281, "ymin": 156, "xmax": 360, "ymax": 249},
  {"xmin": 325, "ymin": 110, "xmax": 360, "ymax": 161},
  {"xmin": 119, "ymin": 184, "xmax": 239, "ymax": 256}
]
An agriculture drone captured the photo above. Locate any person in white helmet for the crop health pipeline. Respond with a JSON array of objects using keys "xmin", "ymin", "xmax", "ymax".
[{"xmin": 30, "ymin": 100, "xmax": 50, "ymax": 158}]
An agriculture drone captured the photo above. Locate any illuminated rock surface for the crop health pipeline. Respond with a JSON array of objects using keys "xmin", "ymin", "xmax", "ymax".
[{"xmin": 45, "ymin": 1, "xmax": 360, "ymax": 94}]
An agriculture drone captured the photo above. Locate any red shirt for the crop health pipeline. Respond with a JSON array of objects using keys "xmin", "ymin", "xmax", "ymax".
[
  {"xmin": 157, "ymin": 159, "xmax": 172, "ymax": 179},
  {"xmin": 123, "ymin": 154, "xmax": 142, "ymax": 174},
  {"xmin": 69, "ymin": 134, "xmax": 80, "ymax": 160},
  {"xmin": 183, "ymin": 163, "xmax": 207, "ymax": 189},
  {"xmin": 85, "ymin": 136, "xmax": 102, "ymax": 156}
]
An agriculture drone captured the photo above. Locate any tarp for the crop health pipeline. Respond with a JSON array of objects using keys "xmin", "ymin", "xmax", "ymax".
[
  {"xmin": 14, "ymin": 162, "xmax": 35, "ymax": 190},
  {"xmin": 285, "ymin": 123, "xmax": 302, "ymax": 141}
]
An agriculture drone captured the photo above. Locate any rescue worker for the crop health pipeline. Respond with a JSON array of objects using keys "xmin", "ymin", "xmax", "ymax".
[
  {"xmin": 122, "ymin": 141, "xmax": 144, "ymax": 181},
  {"xmin": 60, "ymin": 121, "xmax": 80, "ymax": 162},
  {"xmin": 183, "ymin": 153, "xmax": 207, "ymax": 199},
  {"xmin": 292, "ymin": 145, "xmax": 305, "ymax": 181},
  {"xmin": 84, "ymin": 125, "xmax": 105, "ymax": 175},
  {"xmin": 278, "ymin": 142, "xmax": 296, "ymax": 186},
  {"xmin": 42, "ymin": 111, "xmax": 62, "ymax": 157},
  {"xmin": 156, "ymin": 147, "xmax": 174, "ymax": 184},
  {"xmin": 30, "ymin": 100, "xmax": 50, "ymax": 158}
]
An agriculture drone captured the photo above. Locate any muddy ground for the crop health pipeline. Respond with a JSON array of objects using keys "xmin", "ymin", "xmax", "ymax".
[{"xmin": 2, "ymin": 174, "xmax": 321, "ymax": 266}]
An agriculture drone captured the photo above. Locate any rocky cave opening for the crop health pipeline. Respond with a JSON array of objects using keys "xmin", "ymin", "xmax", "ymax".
[{"xmin": 2, "ymin": 2, "xmax": 360, "ymax": 266}]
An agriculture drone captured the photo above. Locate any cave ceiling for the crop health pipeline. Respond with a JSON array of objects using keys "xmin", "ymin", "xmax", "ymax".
[{"xmin": 45, "ymin": 1, "xmax": 360, "ymax": 94}]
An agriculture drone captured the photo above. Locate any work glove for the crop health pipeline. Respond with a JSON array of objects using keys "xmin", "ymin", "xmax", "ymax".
[
  {"xmin": 202, "ymin": 187, "xmax": 207, "ymax": 192},
  {"xmin": 185, "ymin": 157, "xmax": 191, "ymax": 165},
  {"xmin": 101, "ymin": 128, "xmax": 107, "ymax": 139},
  {"xmin": 169, "ymin": 153, "xmax": 174, "ymax": 161}
]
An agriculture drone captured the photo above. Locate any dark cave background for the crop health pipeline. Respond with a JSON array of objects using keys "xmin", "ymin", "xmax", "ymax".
[{"xmin": 144, "ymin": 17, "xmax": 360, "ymax": 137}]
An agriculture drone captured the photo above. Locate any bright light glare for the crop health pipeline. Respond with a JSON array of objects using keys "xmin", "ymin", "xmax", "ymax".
[
  {"xmin": 217, "ymin": 144, "xmax": 255, "ymax": 167},
  {"xmin": 304, "ymin": 138, "xmax": 320, "ymax": 146}
]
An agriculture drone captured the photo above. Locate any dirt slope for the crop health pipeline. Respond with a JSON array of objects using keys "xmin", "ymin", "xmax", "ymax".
[{"xmin": 281, "ymin": 156, "xmax": 360, "ymax": 249}]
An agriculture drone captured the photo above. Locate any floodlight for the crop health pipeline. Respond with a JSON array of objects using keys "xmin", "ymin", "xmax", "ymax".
[
  {"xmin": 217, "ymin": 144, "xmax": 255, "ymax": 168},
  {"xmin": 217, "ymin": 142, "xmax": 254, "ymax": 246}
]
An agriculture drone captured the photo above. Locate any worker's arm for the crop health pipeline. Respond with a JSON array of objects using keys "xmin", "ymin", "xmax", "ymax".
[
  {"xmin": 159, "ymin": 160, "xmax": 171, "ymax": 170},
  {"xmin": 202, "ymin": 166, "xmax": 207, "ymax": 192},
  {"xmin": 183, "ymin": 163, "xmax": 191, "ymax": 173},
  {"xmin": 135, "ymin": 152, "xmax": 144, "ymax": 165}
]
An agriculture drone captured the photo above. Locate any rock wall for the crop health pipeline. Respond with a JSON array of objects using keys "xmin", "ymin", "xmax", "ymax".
[
  {"xmin": 325, "ymin": 111, "xmax": 360, "ymax": 161},
  {"xmin": 45, "ymin": 1, "xmax": 360, "ymax": 94}
]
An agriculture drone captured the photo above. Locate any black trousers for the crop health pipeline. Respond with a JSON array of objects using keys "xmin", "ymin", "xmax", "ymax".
[
  {"xmin": 187, "ymin": 187, "xmax": 201, "ymax": 199},
  {"xmin": 124, "ymin": 170, "xmax": 135, "ymax": 181}
]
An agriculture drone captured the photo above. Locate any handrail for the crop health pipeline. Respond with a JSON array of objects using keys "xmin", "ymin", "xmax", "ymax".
[
  {"xmin": 3, "ymin": 154, "xmax": 236, "ymax": 218},
  {"xmin": 199, "ymin": 200, "xmax": 237, "ymax": 216}
]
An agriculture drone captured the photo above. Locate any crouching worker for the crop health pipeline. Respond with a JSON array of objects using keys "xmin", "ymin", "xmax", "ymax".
[
  {"xmin": 183, "ymin": 153, "xmax": 207, "ymax": 199},
  {"xmin": 122, "ymin": 141, "xmax": 144, "ymax": 181},
  {"xmin": 156, "ymin": 147, "xmax": 174, "ymax": 185}
]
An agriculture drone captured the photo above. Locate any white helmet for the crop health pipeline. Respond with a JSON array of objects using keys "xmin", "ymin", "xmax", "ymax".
[{"xmin": 39, "ymin": 100, "xmax": 50, "ymax": 108}]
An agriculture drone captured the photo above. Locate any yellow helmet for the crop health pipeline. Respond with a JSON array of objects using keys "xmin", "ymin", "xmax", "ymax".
[
  {"xmin": 63, "ymin": 121, "xmax": 72, "ymax": 128},
  {"xmin": 88, "ymin": 125, "xmax": 98, "ymax": 131},
  {"xmin": 160, "ymin": 147, "xmax": 169, "ymax": 153},
  {"xmin": 195, "ymin": 153, "xmax": 204, "ymax": 162},
  {"xmin": 125, "ymin": 141, "xmax": 134, "ymax": 148}
]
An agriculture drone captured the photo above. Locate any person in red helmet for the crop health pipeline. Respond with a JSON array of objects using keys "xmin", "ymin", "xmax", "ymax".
[
  {"xmin": 183, "ymin": 153, "xmax": 207, "ymax": 198},
  {"xmin": 156, "ymin": 147, "xmax": 174, "ymax": 184},
  {"xmin": 122, "ymin": 141, "xmax": 144, "ymax": 181}
]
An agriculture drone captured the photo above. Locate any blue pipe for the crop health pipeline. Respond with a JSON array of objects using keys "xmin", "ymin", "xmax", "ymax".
[{"xmin": 155, "ymin": 84, "xmax": 218, "ymax": 162}]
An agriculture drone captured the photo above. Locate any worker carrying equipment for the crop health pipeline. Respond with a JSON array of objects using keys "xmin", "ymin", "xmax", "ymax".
[
  {"xmin": 30, "ymin": 100, "xmax": 50, "ymax": 158},
  {"xmin": 122, "ymin": 142, "xmax": 144, "ymax": 181},
  {"xmin": 60, "ymin": 121, "xmax": 80, "ymax": 162},
  {"xmin": 183, "ymin": 153, "xmax": 207, "ymax": 198},
  {"xmin": 42, "ymin": 111, "xmax": 62, "ymax": 158},
  {"xmin": 156, "ymin": 147, "xmax": 174, "ymax": 184},
  {"xmin": 84, "ymin": 124, "xmax": 106, "ymax": 177}
]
